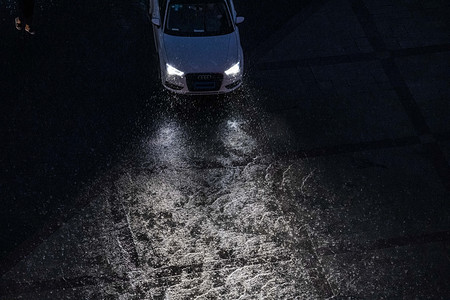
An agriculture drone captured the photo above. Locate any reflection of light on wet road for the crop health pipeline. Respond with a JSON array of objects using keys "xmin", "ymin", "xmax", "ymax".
[
  {"xmin": 3, "ymin": 87, "xmax": 331, "ymax": 299},
  {"xmin": 227, "ymin": 120, "xmax": 240, "ymax": 130},
  {"xmin": 102, "ymin": 92, "xmax": 318, "ymax": 298},
  {"xmin": 144, "ymin": 120, "xmax": 191, "ymax": 168},
  {"xmin": 221, "ymin": 118, "xmax": 258, "ymax": 163}
]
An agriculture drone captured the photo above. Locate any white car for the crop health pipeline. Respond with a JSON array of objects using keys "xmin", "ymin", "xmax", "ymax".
[{"xmin": 149, "ymin": 0, "xmax": 244, "ymax": 94}]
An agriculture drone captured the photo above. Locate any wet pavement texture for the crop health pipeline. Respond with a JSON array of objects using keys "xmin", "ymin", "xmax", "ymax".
[{"xmin": 1, "ymin": 0, "xmax": 450, "ymax": 299}]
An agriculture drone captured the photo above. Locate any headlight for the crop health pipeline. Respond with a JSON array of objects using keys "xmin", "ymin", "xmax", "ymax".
[
  {"xmin": 225, "ymin": 62, "xmax": 240, "ymax": 76},
  {"xmin": 166, "ymin": 64, "xmax": 184, "ymax": 76}
]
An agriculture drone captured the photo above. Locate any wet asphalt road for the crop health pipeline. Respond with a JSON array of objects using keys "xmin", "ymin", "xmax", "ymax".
[{"xmin": 1, "ymin": 0, "xmax": 450, "ymax": 298}]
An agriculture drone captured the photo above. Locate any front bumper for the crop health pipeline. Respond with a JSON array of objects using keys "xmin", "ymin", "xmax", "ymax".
[{"xmin": 162, "ymin": 72, "xmax": 243, "ymax": 95}]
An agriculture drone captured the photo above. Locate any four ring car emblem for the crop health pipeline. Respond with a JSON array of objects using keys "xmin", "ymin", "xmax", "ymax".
[{"xmin": 198, "ymin": 75, "xmax": 212, "ymax": 80}]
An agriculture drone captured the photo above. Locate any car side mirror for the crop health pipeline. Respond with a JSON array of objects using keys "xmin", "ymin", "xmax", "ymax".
[
  {"xmin": 151, "ymin": 18, "xmax": 161, "ymax": 27},
  {"xmin": 236, "ymin": 16, "xmax": 245, "ymax": 24}
]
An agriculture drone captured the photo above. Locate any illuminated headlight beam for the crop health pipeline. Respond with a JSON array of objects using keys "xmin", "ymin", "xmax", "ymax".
[
  {"xmin": 225, "ymin": 62, "xmax": 240, "ymax": 76},
  {"xmin": 166, "ymin": 64, "xmax": 184, "ymax": 76}
]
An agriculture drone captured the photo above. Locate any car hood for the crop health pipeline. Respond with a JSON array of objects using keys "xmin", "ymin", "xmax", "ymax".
[{"xmin": 163, "ymin": 32, "xmax": 238, "ymax": 74}]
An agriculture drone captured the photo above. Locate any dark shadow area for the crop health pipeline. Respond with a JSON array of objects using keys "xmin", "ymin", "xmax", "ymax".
[
  {"xmin": 0, "ymin": 0, "xmax": 157, "ymax": 260},
  {"xmin": 234, "ymin": 0, "xmax": 315, "ymax": 55}
]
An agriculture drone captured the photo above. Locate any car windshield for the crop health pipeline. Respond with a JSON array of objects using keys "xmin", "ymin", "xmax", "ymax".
[{"xmin": 165, "ymin": 0, "xmax": 233, "ymax": 36}]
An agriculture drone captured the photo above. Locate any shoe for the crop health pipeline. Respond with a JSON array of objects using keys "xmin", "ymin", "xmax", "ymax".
[
  {"xmin": 25, "ymin": 24, "xmax": 35, "ymax": 35},
  {"xmin": 15, "ymin": 17, "xmax": 22, "ymax": 30}
]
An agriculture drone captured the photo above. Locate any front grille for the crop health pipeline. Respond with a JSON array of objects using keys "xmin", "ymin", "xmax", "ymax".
[{"xmin": 186, "ymin": 73, "xmax": 223, "ymax": 92}]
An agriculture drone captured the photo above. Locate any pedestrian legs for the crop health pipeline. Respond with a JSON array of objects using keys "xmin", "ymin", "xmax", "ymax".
[{"xmin": 17, "ymin": 0, "xmax": 35, "ymax": 33}]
